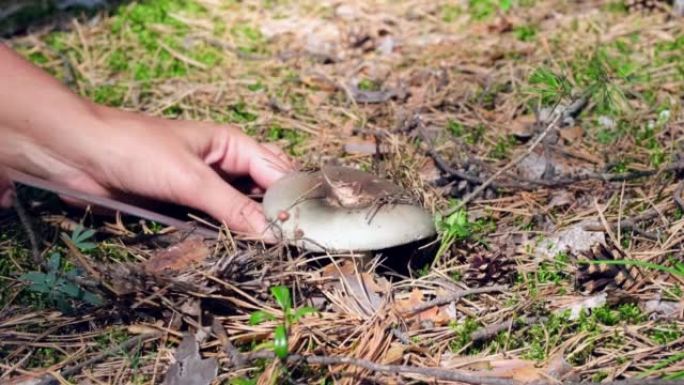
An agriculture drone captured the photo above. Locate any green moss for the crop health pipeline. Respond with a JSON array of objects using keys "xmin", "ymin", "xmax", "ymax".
[
  {"xmin": 441, "ymin": 4, "xmax": 462, "ymax": 22},
  {"xmin": 514, "ymin": 24, "xmax": 537, "ymax": 42},
  {"xmin": 91, "ymin": 84, "xmax": 127, "ymax": 106}
]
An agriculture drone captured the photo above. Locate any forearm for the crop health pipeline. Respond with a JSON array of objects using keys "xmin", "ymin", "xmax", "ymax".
[{"xmin": 0, "ymin": 43, "xmax": 104, "ymax": 178}]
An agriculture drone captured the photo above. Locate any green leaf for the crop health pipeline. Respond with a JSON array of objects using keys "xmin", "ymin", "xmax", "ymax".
[
  {"xmin": 47, "ymin": 253, "xmax": 61, "ymax": 272},
  {"xmin": 273, "ymin": 324, "xmax": 288, "ymax": 359},
  {"xmin": 76, "ymin": 229, "xmax": 96, "ymax": 242},
  {"xmin": 82, "ymin": 291, "xmax": 105, "ymax": 306},
  {"xmin": 77, "ymin": 242, "xmax": 97, "ymax": 251},
  {"xmin": 20, "ymin": 271, "xmax": 48, "ymax": 284},
  {"xmin": 57, "ymin": 281, "xmax": 82, "ymax": 298},
  {"xmin": 249, "ymin": 310, "xmax": 276, "ymax": 325},
  {"xmin": 270, "ymin": 285, "xmax": 292, "ymax": 311},
  {"xmin": 292, "ymin": 306, "xmax": 317, "ymax": 322}
]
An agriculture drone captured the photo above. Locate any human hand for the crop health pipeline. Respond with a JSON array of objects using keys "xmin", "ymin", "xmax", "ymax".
[
  {"xmin": 0, "ymin": 44, "xmax": 297, "ymax": 241},
  {"xmin": 80, "ymin": 107, "xmax": 294, "ymax": 241},
  {"xmin": 2, "ymin": 105, "xmax": 295, "ymax": 241},
  {"xmin": 0, "ymin": 168, "xmax": 13, "ymax": 209}
]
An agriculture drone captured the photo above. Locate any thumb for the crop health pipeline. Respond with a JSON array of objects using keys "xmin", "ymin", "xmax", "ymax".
[
  {"xmin": 179, "ymin": 164, "xmax": 277, "ymax": 242},
  {"xmin": 0, "ymin": 168, "xmax": 15, "ymax": 209}
]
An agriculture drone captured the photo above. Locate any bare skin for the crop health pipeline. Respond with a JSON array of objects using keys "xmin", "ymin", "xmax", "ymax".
[{"xmin": 0, "ymin": 43, "xmax": 295, "ymax": 241}]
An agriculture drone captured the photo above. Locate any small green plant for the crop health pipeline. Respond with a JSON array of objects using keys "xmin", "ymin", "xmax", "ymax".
[
  {"xmin": 69, "ymin": 224, "xmax": 98, "ymax": 252},
  {"xmin": 357, "ymin": 78, "xmax": 382, "ymax": 92},
  {"xmin": 468, "ymin": 0, "xmax": 512, "ymax": 20},
  {"xmin": 249, "ymin": 285, "xmax": 317, "ymax": 359},
  {"xmin": 434, "ymin": 208, "xmax": 471, "ymax": 262},
  {"xmin": 514, "ymin": 24, "xmax": 537, "ymax": 42},
  {"xmin": 19, "ymin": 252, "xmax": 104, "ymax": 312},
  {"xmin": 449, "ymin": 317, "xmax": 481, "ymax": 352},
  {"xmin": 527, "ymin": 66, "xmax": 572, "ymax": 105}
]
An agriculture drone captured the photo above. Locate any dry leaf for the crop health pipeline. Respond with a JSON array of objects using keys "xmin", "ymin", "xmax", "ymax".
[
  {"xmin": 559, "ymin": 125, "xmax": 584, "ymax": 143},
  {"xmin": 641, "ymin": 297, "xmax": 684, "ymax": 319},
  {"xmin": 320, "ymin": 261, "xmax": 391, "ymax": 316},
  {"xmin": 552, "ymin": 293, "xmax": 607, "ymax": 320},
  {"xmin": 394, "ymin": 288, "xmax": 452, "ymax": 325},
  {"xmin": 382, "ymin": 343, "xmax": 405, "ymax": 364},
  {"xmin": 535, "ymin": 220, "xmax": 606, "ymax": 259},
  {"xmin": 144, "ymin": 235, "xmax": 210, "ymax": 273},
  {"xmin": 164, "ymin": 334, "xmax": 218, "ymax": 385},
  {"xmin": 507, "ymin": 114, "xmax": 536, "ymax": 139}
]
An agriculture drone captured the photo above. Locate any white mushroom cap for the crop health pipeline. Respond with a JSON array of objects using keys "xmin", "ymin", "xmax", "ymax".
[{"xmin": 263, "ymin": 166, "xmax": 436, "ymax": 252}]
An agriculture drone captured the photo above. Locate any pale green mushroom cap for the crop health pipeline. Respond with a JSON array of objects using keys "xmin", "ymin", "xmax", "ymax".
[{"xmin": 263, "ymin": 166, "xmax": 437, "ymax": 252}]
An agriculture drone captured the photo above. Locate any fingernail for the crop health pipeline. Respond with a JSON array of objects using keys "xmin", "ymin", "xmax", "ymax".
[{"xmin": 1, "ymin": 190, "xmax": 15, "ymax": 209}]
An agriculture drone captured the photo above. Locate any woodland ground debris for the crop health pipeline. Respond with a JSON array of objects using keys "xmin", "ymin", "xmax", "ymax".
[{"xmin": 2, "ymin": 0, "xmax": 684, "ymax": 384}]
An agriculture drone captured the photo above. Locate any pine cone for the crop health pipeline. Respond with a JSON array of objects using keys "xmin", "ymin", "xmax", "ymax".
[
  {"xmin": 464, "ymin": 252, "xmax": 516, "ymax": 286},
  {"xmin": 574, "ymin": 241, "xmax": 641, "ymax": 294},
  {"xmin": 625, "ymin": 0, "xmax": 671, "ymax": 12}
]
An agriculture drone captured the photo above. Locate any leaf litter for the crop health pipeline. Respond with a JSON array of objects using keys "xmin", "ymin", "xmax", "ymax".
[{"xmin": 2, "ymin": 0, "xmax": 684, "ymax": 384}]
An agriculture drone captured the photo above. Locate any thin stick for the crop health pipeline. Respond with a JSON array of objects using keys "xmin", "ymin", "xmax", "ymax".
[
  {"xmin": 242, "ymin": 351, "xmax": 517, "ymax": 385},
  {"xmin": 469, "ymin": 316, "xmax": 544, "ymax": 343},
  {"xmin": 36, "ymin": 332, "xmax": 161, "ymax": 385},
  {"xmin": 12, "ymin": 196, "xmax": 42, "ymax": 264},
  {"xmin": 442, "ymin": 112, "xmax": 561, "ymax": 216},
  {"xmin": 7, "ymin": 169, "xmax": 219, "ymax": 239},
  {"xmin": 402, "ymin": 285, "xmax": 506, "ymax": 315}
]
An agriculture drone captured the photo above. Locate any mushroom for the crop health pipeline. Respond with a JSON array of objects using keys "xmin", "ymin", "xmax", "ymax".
[{"xmin": 263, "ymin": 165, "xmax": 436, "ymax": 252}]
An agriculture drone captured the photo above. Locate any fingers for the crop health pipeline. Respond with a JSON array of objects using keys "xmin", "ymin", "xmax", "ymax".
[
  {"xmin": 168, "ymin": 120, "xmax": 295, "ymax": 188},
  {"xmin": 0, "ymin": 168, "xmax": 14, "ymax": 209},
  {"xmin": 177, "ymin": 162, "xmax": 277, "ymax": 242},
  {"xmin": 217, "ymin": 131, "xmax": 295, "ymax": 189}
]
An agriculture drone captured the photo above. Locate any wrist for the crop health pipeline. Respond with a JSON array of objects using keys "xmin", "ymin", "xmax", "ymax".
[{"xmin": 0, "ymin": 98, "xmax": 109, "ymax": 181}]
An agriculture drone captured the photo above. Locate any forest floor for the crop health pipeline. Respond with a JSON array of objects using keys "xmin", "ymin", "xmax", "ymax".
[{"xmin": 2, "ymin": 0, "xmax": 684, "ymax": 384}]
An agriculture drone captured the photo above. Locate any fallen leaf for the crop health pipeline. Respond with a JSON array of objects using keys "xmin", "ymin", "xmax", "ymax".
[
  {"xmin": 507, "ymin": 114, "xmax": 536, "ymax": 139},
  {"xmin": 320, "ymin": 261, "xmax": 391, "ymax": 316},
  {"xmin": 164, "ymin": 334, "xmax": 218, "ymax": 385},
  {"xmin": 394, "ymin": 288, "xmax": 452, "ymax": 325},
  {"xmin": 440, "ymin": 355, "xmax": 572, "ymax": 383},
  {"xmin": 382, "ymin": 343, "xmax": 405, "ymax": 364},
  {"xmin": 144, "ymin": 235, "xmax": 210, "ymax": 273},
  {"xmin": 553, "ymin": 293, "xmax": 607, "ymax": 320},
  {"xmin": 641, "ymin": 297, "xmax": 684, "ymax": 320},
  {"xmin": 559, "ymin": 125, "xmax": 584, "ymax": 143},
  {"xmin": 535, "ymin": 220, "xmax": 605, "ymax": 259}
]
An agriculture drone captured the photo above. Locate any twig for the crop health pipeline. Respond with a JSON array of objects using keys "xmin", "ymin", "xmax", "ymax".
[
  {"xmin": 12, "ymin": 195, "xmax": 41, "ymax": 264},
  {"xmin": 674, "ymin": 180, "xmax": 684, "ymax": 212},
  {"xmin": 403, "ymin": 285, "xmax": 506, "ymax": 315},
  {"xmin": 469, "ymin": 316, "xmax": 544, "ymax": 343},
  {"xmin": 426, "ymin": 148, "xmax": 488, "ymax": 186},
  {"xmin": 212, "ymin": 318, "xmax": 246, "ymax": 368},
  {"xmin": 241, "ymin": 351, "xmax": 517, "ymax": 385},
  {"xmin": 442, "ymin": 112, "xmax": 562, "ymax": 216},
  {"xmin": 36, "ymin": 332, "xmax": 161, "ymax": 385},
  {"xmin": 583, "ymin": 204, "xmax": 671, "ymax": 240}
]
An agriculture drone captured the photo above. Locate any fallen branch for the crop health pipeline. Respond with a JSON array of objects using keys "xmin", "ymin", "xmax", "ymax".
[
  {"xmin": 36, "ymin": 332, "xmax": 161, "ymax": 385},
  {"xmin": 242, "ymin": 351, "xmax": 517, "ymax": 385},
  {"xmin": 442, "ymin": 112, "xmax": 562, "ymax": 216},
  {"xmin": 583, "ymin": 203, "xmax": 673, "ymax": 240},
  {"xmin": 403, "ymin": 285, "xmax": 507, "ymax": 315},
  {"xmin": 469, "ymin": 316, "xmax": 544, "ymax": 343},
  {"xmin": 230, "ymin": 349, "xmax": 683, "ymax": 385}
]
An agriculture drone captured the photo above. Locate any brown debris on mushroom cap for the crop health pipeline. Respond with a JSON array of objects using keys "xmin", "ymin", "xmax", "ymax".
[{"xmin": 263, "ymin": 166, "xmax": 436, "ymax": 252}]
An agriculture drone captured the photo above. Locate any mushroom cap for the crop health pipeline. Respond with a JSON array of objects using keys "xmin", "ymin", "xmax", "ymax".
[{"xmin": 263, "ymin": 166, "xmax": 436, "ymax": 252}]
